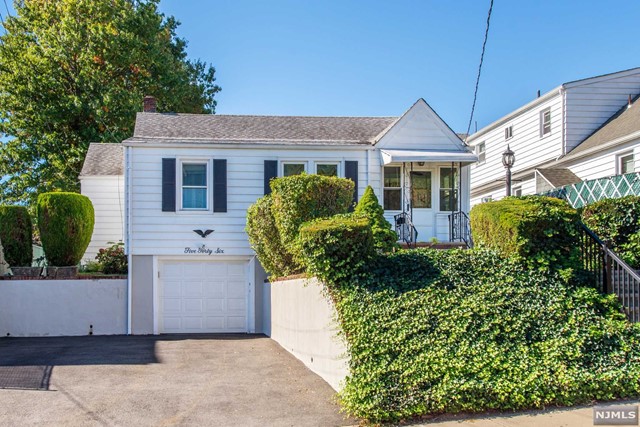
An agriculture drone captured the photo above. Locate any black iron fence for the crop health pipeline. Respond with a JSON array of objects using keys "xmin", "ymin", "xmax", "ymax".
[{"xmin": 580, "ymin": 223, "xmax": 640, "ymax": 323}]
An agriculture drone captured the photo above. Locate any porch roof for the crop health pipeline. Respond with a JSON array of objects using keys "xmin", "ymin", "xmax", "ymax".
[{"xmin": 380, "ymin": 149, "xmax": 478, "ymax": 165}]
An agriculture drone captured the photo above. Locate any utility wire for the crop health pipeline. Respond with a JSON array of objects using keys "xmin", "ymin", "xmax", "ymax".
[
  {"xmin": 464, "ymin": 0, "xmax": 494, "ymax": 142},
  {"xmin": 2, "ymin": 0, "xmax": 10, "ymax": 17}
]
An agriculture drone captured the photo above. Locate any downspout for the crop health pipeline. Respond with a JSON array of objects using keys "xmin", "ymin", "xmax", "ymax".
[{"xmin": 125, "ymin": 146, "xmax": 132, "ymax": 335}]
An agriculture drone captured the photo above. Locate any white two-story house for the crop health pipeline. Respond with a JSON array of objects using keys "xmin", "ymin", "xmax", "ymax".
[
  {"xmin": 80, "ymin": 98, "xmax": 476, "ymax": 335},
  {"xmin": 467, "ymin": 67, "xmax": 640, "ymax": 205}
]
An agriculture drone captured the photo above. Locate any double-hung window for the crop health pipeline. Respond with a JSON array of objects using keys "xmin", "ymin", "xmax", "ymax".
[
  {"xmin": 439, "ymin": 167, "xmax": 458, "ymax": 211},
  {"xmin": 540, "ymin": 108, "xmax": 551, "ymax": 137},
  {"xmin": 504, "ymin": 126, "xmax": 513, "ymax": 140},
  {"xmin": 477, "ymin": 142, "xmax": 486, "ymax": 164},
  {"xmin": 316, "ymin": 163, "xmax": 339, "ymax": 177},
  {"xmin": 383, "ymin": 166, "xmax": 402, "ymax": 210},
  {"xmin": 283, "ymin": 162, "xmax": 306, "ymax": 176},
  {"xmin": 618, "ymin": 152, "xmax": 635, "ymax": 174},
  {"xmin": 181, "ymin": 162, "xmax": 208, "ymax": 210}
]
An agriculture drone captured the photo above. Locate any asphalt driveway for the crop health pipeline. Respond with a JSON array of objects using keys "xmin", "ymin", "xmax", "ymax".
[{"xmin": 0, "ymin": 334, "xmax": 354, "ymax": 427}]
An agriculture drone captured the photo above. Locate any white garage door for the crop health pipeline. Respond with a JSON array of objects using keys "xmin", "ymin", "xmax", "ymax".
[{"xmin": 160, "ymin": 261, "xmax": 248, "ymax": 333}]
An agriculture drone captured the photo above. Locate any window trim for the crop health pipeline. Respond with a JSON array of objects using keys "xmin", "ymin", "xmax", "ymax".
[
  {"xmin": 314, "ymin": 161, "xmax": 341, "ymax": 177},
  {"xmin": 177, "ymin": 158, "xmax": 212, "ymax": 212},
  {"xmin": 476, "ymin": 141, "xmax": 486, "ymax": 165},
  {"xmin": 540, "ymin": 107, "xmax": 551, "ymax": 137},
  {"xmin": 513, "ymin": 186, "xmax": 523, "ymax": 197},
  {"xmin": 438, "ymin": 166, "xmax": 459, "ymax": 212},
  {"xmin": 410, "ymin": 170, "xmax": 433, "ymax": 210},
  {"xmin": 504, "ymin": 126, "xmax": 513, "ymax": 141},
  {"xmin": 383, "ymin": 166, "xmax": 402, "ymax": 211},
  {"xmin": 281, "ymin": 161, "xmax": 308, "ymax": 177},
  {"xmin": 617, "ymin": 151, "xmax": 635, "ymax": 175}
]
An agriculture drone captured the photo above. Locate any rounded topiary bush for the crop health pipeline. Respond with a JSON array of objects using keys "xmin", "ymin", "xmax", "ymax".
[
  {"xmin": 37, "ymin": 192, "xmax": 95, "ymax": 266},
  {"xmin": 0, "ymin": 205, "xmax": 33, "ymax": 267}
]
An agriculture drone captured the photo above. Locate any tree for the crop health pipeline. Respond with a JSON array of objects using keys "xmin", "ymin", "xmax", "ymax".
[
  {"xmin": 354, "ymin": 185, "xmax": 398, "ymax": 252},
  {"xmin": 0, "ymin": 0, "xmax": 221, "ymax": 204}
]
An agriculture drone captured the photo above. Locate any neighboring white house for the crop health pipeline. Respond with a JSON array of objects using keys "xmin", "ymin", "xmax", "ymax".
[
  {"xmin": 467, "ymin": 67, "xmax": 640, "ymax": 204},
  {"xmin": 80, "ymin": 98, "xmax": 477, "ymax": 335},
  {"xmin": 79, "ymin": 143, "xmax": 125, "ymax": 262}
]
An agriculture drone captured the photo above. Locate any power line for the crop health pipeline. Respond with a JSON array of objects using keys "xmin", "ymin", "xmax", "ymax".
[
  {"xmin": 3, "ymin": 0, "xmax": 11, "ymax": 18},
  {"xmin": 464, "ymin": 0, "xmax": 494, "ymax": 142}
]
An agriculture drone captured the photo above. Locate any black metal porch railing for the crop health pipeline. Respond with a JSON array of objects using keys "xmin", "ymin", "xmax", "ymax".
[
  {"xmin": 580, "ymin": 223, "xmax": 640, "ymax": 323},
  {"xmin": 449, "ymin": 211, "xmax": 473, "ymax": 248},
  {"xmin": 394, "ymin": 212, "xmax": 418, "ymax": 248}
]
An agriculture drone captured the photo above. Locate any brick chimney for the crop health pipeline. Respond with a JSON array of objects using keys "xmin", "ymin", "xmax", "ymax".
[{"xmin": 143, "ymin": 95, "xmax": 157, "ymax": 113}]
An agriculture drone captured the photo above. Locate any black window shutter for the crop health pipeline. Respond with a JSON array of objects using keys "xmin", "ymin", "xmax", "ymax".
[
  {"xmin": 264, "ymin": 160, "xmax": 278, "ymax": 195},
  {"xmin": 213, "ymin": 159, "xmax": 227, "ymax": 213},
  {"xmin": 162, "ymin": 158, "xmax": 176, "ymax": 212},
  {"xmin": 345, "ymin": 161, "xmax": 358, "ymax": 210}
]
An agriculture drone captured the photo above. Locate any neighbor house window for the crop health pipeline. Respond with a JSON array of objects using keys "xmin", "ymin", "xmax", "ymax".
[
  {"xmin": 439, "ymin": 167, "xmax": 458, "ymax": 211},
  {"xmin": 481, "ymin": 196, "xmax": 493, "ymax": 203},
  {"xmin": 513, "ymin": 186, "xmax": 522, "ymax": 197},
  {"xmin": 505, "ymin": 126, "xmax": 513, "ymax": 140},
  {"xmin": 540, "ymin": 108, "xmax": 551, "ymax": 137},
  {"xmin": 618, "ymin": 152, "xmax": 635, "ymax": 174},
  {"xmin": 182, "ymin": 163, "xmax": 208, "ymax": 210},
  {"xmin": 383, "ymin": 166, "xmax": 402, "ymax": 210},
  {"xmin": 477, "ymin": 141, "xmax": 486, "ymax": 164},
  {"xmin": 283, "ymin": 162, "xmax": 306, "ymax": 176},
  {"xmin": 316, "ymin": 163, "xmax": 339, "ymax": 177}
]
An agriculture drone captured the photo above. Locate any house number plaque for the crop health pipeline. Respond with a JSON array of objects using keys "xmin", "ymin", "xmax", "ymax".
[{"xmin": 184, "ymin": 245, "xmax": 225, "ymax": 255}]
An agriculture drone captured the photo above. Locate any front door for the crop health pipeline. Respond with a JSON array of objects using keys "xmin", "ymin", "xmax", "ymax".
[{"xmin": 410, "ymin": 171, "xmax": 434, "ymax": 241}]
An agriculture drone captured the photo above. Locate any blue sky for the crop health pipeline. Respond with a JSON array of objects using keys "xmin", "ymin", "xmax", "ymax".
[{"xmin": 159, "ymin": 0, "xmax": 640, "ymax": 133}]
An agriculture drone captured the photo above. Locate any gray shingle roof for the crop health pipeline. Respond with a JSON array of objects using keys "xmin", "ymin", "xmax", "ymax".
[
  {"xmin": 536, "ymin": 168, "xmax": 581, "ymax": 188},
  {"xmin": 568, "ymin": 95, "xmax": 640, "ymax": 157},
  {"xmin": 131, "ymin": 112, "xmax": 398, "ymax": 144},
  {"xmin": 80, "ymin": 143, "xmax": 123, "ymax": 176}
]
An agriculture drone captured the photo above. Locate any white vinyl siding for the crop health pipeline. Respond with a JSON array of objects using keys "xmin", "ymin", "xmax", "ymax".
[
  {"xmin": 564, "ymin": 72, "xmax": 640, "ymax": 152},
  {"xmin": 81, "ymin": 176, "xmax": 125, "ymax": 263},
  {"xmin": 469, "ymin": 94, "xmax": 563, "ymax": 191},
  {"xmin": 128, "ymin": 147, "xmax": 375, "ymax": 256},
  {"xmin": 567, "ymin": 141, "xmax": 640, "ymax": 181}
]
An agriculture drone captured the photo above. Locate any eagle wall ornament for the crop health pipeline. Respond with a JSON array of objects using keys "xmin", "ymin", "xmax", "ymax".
[{"xmin": 193, "ymin": 229, "xmax": 214, "ymax": 238}]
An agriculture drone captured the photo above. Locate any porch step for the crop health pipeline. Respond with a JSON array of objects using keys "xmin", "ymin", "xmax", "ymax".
[{"xmin": 399, "ymin": 242, "xmax": 468, "ymax": 250}]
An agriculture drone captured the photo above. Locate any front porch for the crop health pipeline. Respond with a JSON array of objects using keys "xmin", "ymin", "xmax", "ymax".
[{"xmin": 380, "ymin": 156, "xmax": 474, "ymax": 247}]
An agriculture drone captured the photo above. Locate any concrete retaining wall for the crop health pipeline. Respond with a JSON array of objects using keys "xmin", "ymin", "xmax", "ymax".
[
  {"xmin": 269, "ymin": 277, "xmax": 348, "ymax": 391},
  {"xmin": 0, "ymin": 279, "xmax": 127, "ymax": 337}
]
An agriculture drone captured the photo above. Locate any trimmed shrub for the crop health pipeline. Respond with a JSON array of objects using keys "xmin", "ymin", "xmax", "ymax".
[
  {"xmin": 354, "ymin": 186, "xmax": 398, "ymax": 252},
  {"xmin": 246, "ymin": 195, "xmax": 296, "ymax": 278},
  {"xmin": 328, "ymin": 249, "xmax": 640, "ymax": 422},
  {"xmin": 470, "ymin": 196, "xmax": 581, "ymax": 273},
  {"xmin": 96, "ymin": 242, "xmax": 127, "ymax": 275},
  {"xmin": 271, "ymin": 174, "xmax": 354, "ymax": 266},
  {"xmin": 581, "ymin": 196, "xmax": 640, "ymax": 268},
  {"xmin": 37, "ymin": 192, "xmax": 95, "ymax": 266},
  {"xmin": 298, "ymin": 215, "xmax": 375, "ymax": 285},
  {"xmin": 0, "ymin": 206, "xmax": 33, "ymax": 267}
]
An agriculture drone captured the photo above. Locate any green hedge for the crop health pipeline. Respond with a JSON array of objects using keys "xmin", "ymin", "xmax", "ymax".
[
  {"xmin": 581, "ymin": 196, "xmax": 640, "ymax": 268},
  {"xmin": 298, "ymin": 214, "xmax": 375, "ymax": 284},
  {"xmin": 470, "ymin": 196, "xmax": 581, "ymax": 273},
  {"xmin": 37, "ymin": 192, "xmax": 95, "ymax": 266},
  {"xmin": 270, "ymin": 174, "xmax": 354, "ymax": 267},
  {"xmin": 328, "ymin": 249, "xmax": 640, "ymax": 422},
  {"xmin": 0, "ymin": 206, "xmax": 33, "ymax": 267},
  {"xmin": 246, "ymin": 195, "xmax": 296, "ymax": 278},
  {"xmin": 354, "ymin": 186, "xmax": 397, "ymax": 253}
]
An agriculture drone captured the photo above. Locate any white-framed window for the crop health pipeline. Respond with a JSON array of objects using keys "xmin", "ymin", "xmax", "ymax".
[
  {"xmin": 439, "ymin": 167, "xmax": 458, "ymax": 211},
  {"xmin": 481, "ymin": 196, "xmax": 493, "ymax": 203},
  {"xmin": 618, "ymin": 152, "xmax": 635, "ymax": 174},
  {"xmin": 476, "ymin": 141, "xmax": 486, "ymax": 164},
  {"xmin": 180, "ymin": 160, "xmax": 210, "ymax": 210},
  {"xmin": 504, "ymin": 126, "xmax": 513, "ymax": 140},
  {"xmin": 540, "ymin": 108, "xmax": 551, "ymax": 137},
  {"xmin": 315, "ymin": 162, "xmax": 340, "ymax": 177},
  {"xmin": 282, "ymin": 162, "xmax": 307, "ymax": 177},
  {"xmin": 513, "ymin": 186, "xmax": 522, "ymax": 197},
  {"xmin": 383, "ymin": 166, "xmax": 402, "ymax": 211}
]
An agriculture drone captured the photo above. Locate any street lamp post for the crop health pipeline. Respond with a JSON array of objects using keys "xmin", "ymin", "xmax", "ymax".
[{"xmin": 502, "ymin": 145, "xmax": 515, "ymax": 197}]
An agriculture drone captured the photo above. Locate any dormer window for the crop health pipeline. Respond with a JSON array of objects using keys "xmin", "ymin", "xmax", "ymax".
[{"xmin": 504, "ymin": 126, "xmax": 513, "ymax": 140}]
